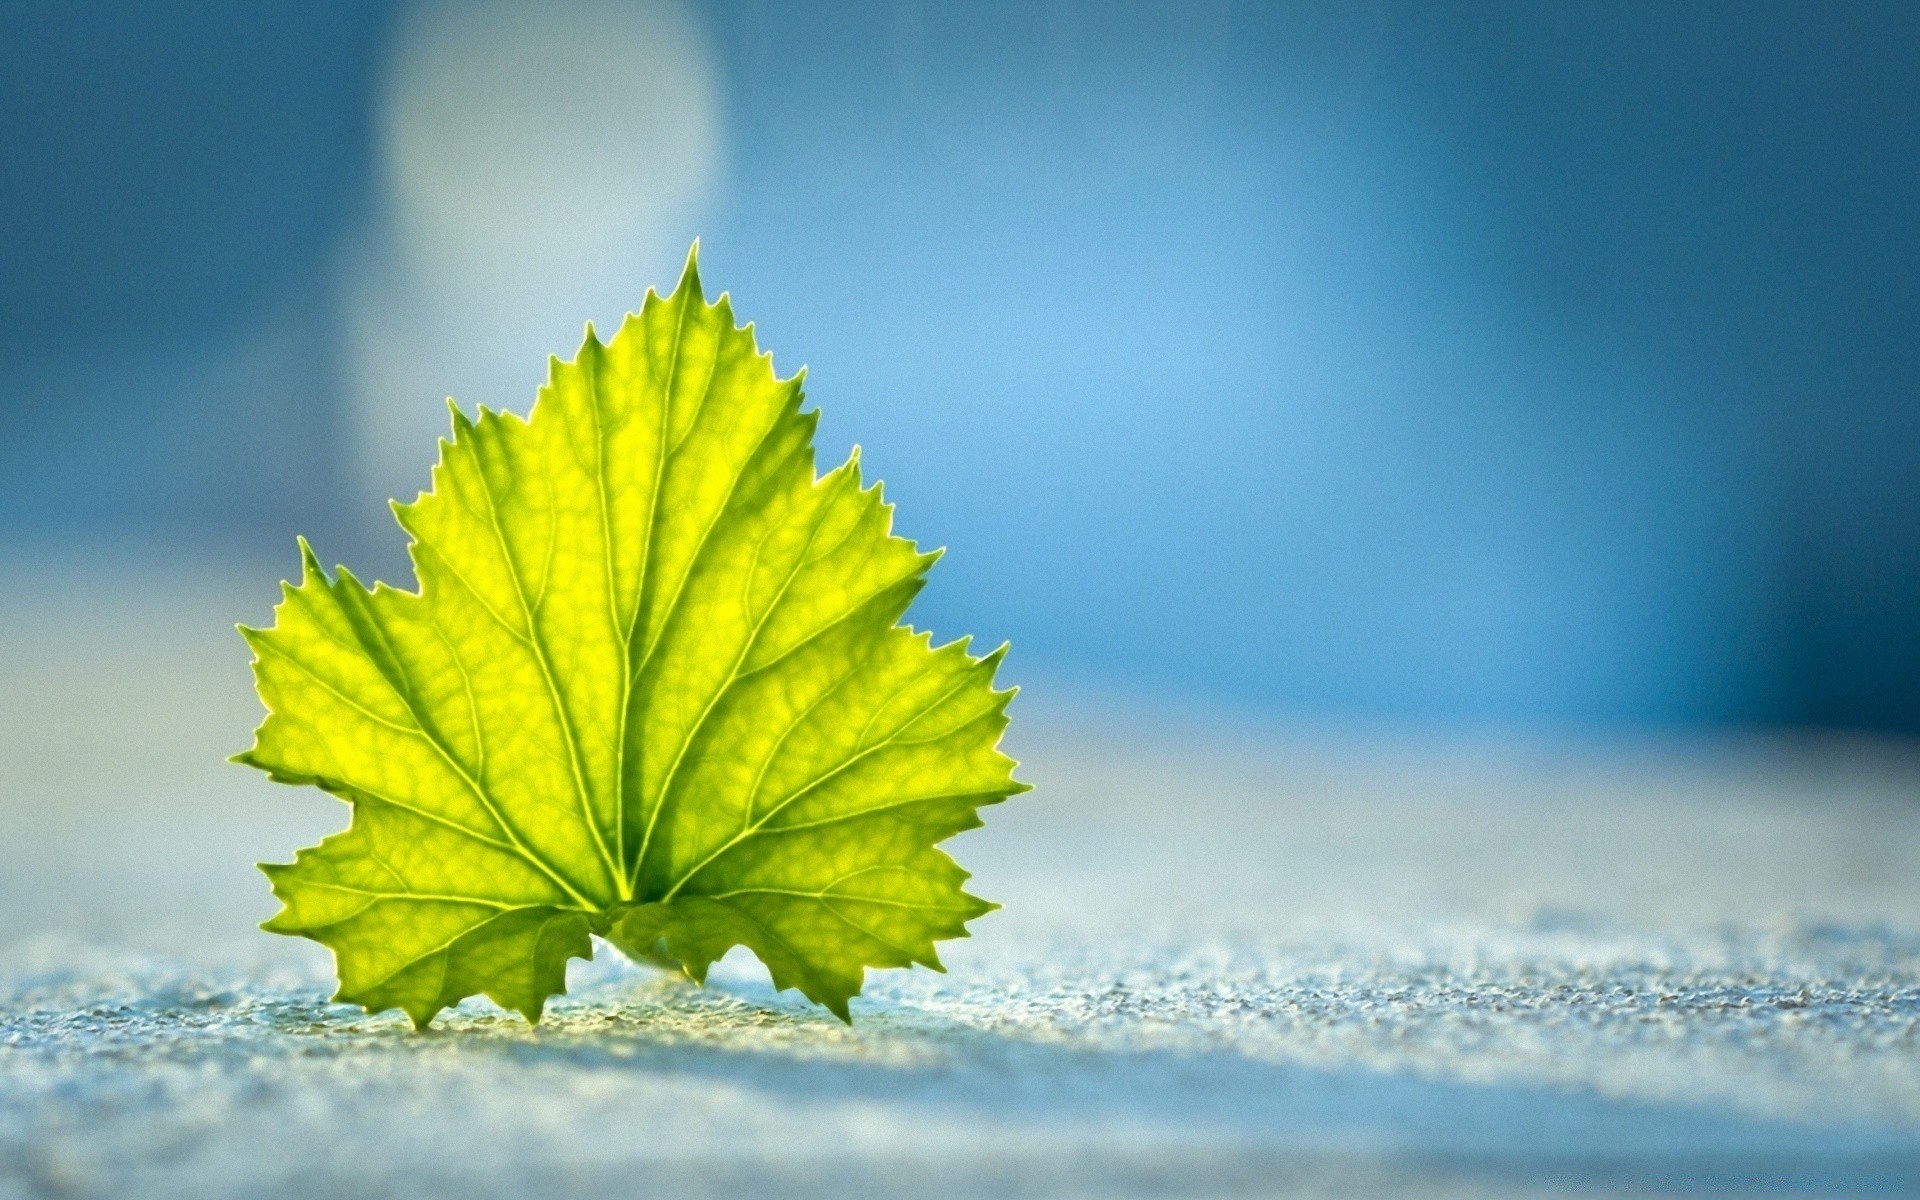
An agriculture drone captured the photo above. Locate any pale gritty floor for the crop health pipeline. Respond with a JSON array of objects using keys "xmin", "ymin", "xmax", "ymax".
[{"xmin": 3, "ymin": 560, "xmax": 1919, "ymax": 1199}]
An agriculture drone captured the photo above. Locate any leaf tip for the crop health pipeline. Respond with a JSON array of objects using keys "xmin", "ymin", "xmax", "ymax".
[
  {"xmin": 675, "ymin": 240, "xmax": 704, "ymax": 302},
  {"xmin": 295, "ymin": 536, "xmax": 326, "ymax": 581}
]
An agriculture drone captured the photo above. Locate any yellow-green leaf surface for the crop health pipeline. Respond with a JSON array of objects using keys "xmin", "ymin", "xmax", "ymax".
[{"xmin": 236, "ymin": 248, "xmax": 1026, "ymax": 1027}]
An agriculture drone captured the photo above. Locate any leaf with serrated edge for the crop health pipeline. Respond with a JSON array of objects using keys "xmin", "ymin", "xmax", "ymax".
[{"xmin": 236, "ymin": 246, "xmax": 1027, "ymax": 1027}]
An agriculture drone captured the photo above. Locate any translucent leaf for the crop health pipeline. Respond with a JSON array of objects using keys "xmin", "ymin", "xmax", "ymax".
[{"xmin": 237, "ymin": 248, "xmax": 1026, "ymax": 1027}]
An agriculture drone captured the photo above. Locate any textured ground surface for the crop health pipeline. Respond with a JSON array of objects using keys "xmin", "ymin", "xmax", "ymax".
[{"xmin": 4, "ymin": 563, "xmax": 1920, "ymax": 1198}]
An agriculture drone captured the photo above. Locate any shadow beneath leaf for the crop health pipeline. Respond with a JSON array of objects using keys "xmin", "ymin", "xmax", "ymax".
[{"xmin": 219, "ymin": 970, "xmax": 1920, "ymax": 1200}]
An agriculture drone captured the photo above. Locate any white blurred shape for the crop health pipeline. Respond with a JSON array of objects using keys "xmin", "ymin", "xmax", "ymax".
[
  {"xmin": 383, "ymin": 0, "xmax": 720, "ymax": 295},
  {"xmin": 344, "ymin": 0, "xmax": 721, "ymax": 517}
]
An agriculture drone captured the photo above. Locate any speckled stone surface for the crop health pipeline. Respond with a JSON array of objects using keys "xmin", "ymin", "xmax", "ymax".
[{"xmin": 3, "ymin": 567, "xmax": 1919, "ymax": 1198}]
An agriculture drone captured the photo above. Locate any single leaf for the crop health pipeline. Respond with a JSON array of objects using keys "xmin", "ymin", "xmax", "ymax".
[{"xmin": 236, "ymin": 247, "xmax": 1026, "ymax": 1027}]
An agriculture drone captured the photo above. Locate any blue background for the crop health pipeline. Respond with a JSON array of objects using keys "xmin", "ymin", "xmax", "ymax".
[{"xmin": 4, "ymin": 1, "xmax": 1920, "ymax": 732}]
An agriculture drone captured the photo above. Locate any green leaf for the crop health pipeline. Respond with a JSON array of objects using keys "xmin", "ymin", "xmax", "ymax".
[{"xmin": 236, "ymin": 246, "xmax": 1027, "ymax": 1028}]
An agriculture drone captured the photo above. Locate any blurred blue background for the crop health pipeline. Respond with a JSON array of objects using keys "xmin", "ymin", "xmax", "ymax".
[{"xmin": 3, "ymin": 0, "xmax": 1918, "ymax": 733}]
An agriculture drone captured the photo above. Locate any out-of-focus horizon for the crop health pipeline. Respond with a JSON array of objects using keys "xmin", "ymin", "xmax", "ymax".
[{"xmin": 5, "ymin": 0, "xmax": 1920, "ymax": 734}]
